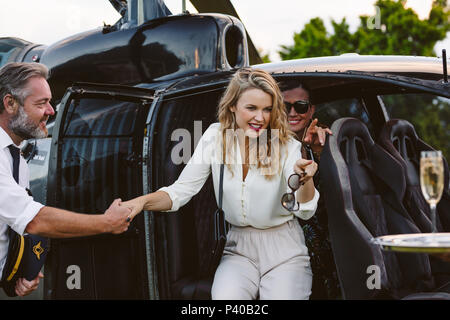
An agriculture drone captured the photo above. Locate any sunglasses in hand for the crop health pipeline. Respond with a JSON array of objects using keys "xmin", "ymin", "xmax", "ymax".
[
  {"xmin": 284, "ymin": 100, "xmax": 310, "ymax": 114},
  {"xmin": 281, "ymin": 171, "xmax": 306, "ymax": 211}
]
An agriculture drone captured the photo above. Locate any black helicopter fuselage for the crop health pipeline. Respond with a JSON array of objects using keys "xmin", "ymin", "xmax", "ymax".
[{"xmin": 1, "ymin": 12, "xmax": 249, "ymax": 104}]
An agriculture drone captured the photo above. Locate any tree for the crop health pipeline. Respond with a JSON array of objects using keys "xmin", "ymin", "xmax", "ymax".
[
  {"xmin": 279, "ymin": 0, "xmax": 449, "ymax": 58},
  {"xmin": 279, "ymin": 18, "xmax": 334, "ymax": 60},
  {"xmin": 257, "ymin": 48, "xmax": 272, "ymax": 63}
]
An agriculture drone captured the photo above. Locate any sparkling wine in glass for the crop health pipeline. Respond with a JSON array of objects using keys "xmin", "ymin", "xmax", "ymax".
[{"xmin": 420, "ymin": 150, "xmax": 444, "ymax": 233}]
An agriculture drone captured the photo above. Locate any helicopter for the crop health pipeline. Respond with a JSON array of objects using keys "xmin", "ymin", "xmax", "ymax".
[{"xmin": 0, "ymin": 0, "xmax": 449, "ymax": 300}]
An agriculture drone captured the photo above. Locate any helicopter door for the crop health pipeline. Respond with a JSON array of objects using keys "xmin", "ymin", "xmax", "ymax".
[
  {"xmin": 145, "ymin": 83, "xmax": 228, "ymax": 299},
  {"xmin": 46, "ymin": 85, "xmax": 152, "ymax": 299}
]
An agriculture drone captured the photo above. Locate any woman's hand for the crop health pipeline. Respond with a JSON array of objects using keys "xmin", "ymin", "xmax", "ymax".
[
  {"xmin": 294, "ymin": 158, "xmax": 318, "ymax": 185},
  {"xmin": 121, "ymin": 196, "xmax": 146, "ymax": 221}
]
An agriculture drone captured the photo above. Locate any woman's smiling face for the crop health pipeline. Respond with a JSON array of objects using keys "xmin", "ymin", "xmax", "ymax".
[{"xmin": 231, "ymin": 88, "xmax": 272, "ymax": 138}]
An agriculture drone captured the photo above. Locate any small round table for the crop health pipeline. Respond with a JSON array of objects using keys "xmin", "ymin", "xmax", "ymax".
[{"xmin": 372, "ymin": 233, "xmax": 450, "ymax": 254}]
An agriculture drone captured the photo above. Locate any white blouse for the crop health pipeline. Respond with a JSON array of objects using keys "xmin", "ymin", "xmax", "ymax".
[{"xmin": 159, "ymin": 123, "xmax": 319, "ymax": 229}]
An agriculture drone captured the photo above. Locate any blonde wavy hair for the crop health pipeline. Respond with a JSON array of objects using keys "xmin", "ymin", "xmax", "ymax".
[{"xmin": 217, "ymin": 68, "xmax": 294, "ymax": 178}]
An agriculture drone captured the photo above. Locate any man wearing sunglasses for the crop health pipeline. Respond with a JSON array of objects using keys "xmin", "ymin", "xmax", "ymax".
[{"xmin": 280, "ymin": 81, "xmax": 332, "ymax": 160}]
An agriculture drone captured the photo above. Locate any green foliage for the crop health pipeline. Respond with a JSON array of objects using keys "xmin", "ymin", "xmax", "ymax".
[
  {"xmin": 257, "ymin": 49, "xmax": 272, "ymax": 63},
  {"xmin": 261, "ymin": 53, "xmax": 271, "ymax": 63},
  {"xmin": 279, "ymin": 0, "xmax": 449, "ymax": 58},
  {"xmin": 279, "ymin": 18, "xmax": 333, "ymax": 60}
]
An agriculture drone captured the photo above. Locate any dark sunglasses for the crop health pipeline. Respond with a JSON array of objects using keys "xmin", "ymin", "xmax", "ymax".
[
  {"xmin": 281, "ymin": 171, "xmax": 306, "ymax": 211},
  {"xmin": 284, "ymin": 100, "xmax": 310, "ymax": 114}
]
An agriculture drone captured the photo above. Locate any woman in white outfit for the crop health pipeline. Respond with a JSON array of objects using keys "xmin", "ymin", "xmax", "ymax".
[{"xmin": 122, "ymin": 68, "xmax": 319, "ymax": 300}]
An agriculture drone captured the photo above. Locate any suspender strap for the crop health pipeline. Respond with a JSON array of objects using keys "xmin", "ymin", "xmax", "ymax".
[{"xmin": 218, "ymin": 164, "xmax": 224, "ymax": 209}]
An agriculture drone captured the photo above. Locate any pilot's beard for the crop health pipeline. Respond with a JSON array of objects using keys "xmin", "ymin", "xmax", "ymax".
[{"xmin": 9, "ymin": 105, "xmax": 48, "ymax": 140}]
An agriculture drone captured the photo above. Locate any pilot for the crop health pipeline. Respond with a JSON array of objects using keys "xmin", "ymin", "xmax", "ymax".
[
  {"xmin": 280, "ymin": 80, "xmax": 340, "ymax": 299},
  {"xmin": 0, "ymin": 62, "xmax": 132, "ymax": 297},
  {"xmin": 123, "ymin": 68, "xmax": 319, "ymax": 299}
]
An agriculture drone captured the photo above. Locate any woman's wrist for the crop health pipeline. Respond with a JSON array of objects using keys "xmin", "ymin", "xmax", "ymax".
[
  {"xmin": 142, "ymin": 191, "xmax": 173, "ymax": 212},
  {"xmin": 141, "ymin": 195, "xmax": 152, "ymax": 211},
  {"xmin": 298, "ymin": 179, "xmax": 315, "ymax": 203}
]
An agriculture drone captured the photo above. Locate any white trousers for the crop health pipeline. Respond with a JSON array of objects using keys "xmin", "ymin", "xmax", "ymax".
[{"xmin": 211, "ymin": 219, "xmax": 312, "ymax": 300}]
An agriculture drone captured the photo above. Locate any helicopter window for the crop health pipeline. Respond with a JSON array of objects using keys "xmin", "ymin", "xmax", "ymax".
[
  {"xmin": 225, "ymin": 26, "xmax": 245, "ymax": 69},
  {"xmin": 381, "ymin": 93, "xmax": 450, "ymax": 161},
  {"xmin": 138, "ymin": 17, "xmax": 218, "ymax": 81},
  {"xmin": 63, "ymin": 97, "xmax": 140, "ymax": 136},
  {"xmin": 314, "ymin": 98, "xmax": 374, "ymax": 136}
]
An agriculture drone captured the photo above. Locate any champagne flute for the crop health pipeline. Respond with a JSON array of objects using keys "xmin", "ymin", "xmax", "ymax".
[{"xmin": 420, "ymin": 150, "xmax": 444, "ymax": 233}]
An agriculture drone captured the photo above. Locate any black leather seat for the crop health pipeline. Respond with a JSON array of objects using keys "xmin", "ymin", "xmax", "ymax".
[
  {"xmin": 319, "ymin": 117, "xmax": 450, "ymax": 299},
  {"xmin": 378, "ymin": 119, "xmax": 450, "ymax": 232}
]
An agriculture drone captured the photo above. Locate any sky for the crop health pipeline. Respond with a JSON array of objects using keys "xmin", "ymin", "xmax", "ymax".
[{"xmin": 0, "ymin": 0, "xmax": 448, "ymax": 62}]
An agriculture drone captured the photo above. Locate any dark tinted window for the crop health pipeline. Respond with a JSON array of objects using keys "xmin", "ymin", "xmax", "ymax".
[
  {"xmin": 63, "ymin": 98, "xmax": 139, "ymax": 136},
  {"xmin": 314, "ymin": 98, "xmax": 373, "ymax": 134},
  {"xmin": 139, "ymin": 17, "xmax": 217, "ymax": 80},
  {"xmin": 382, "ymin": 93, "xmax": 450, "ymax": 161}
]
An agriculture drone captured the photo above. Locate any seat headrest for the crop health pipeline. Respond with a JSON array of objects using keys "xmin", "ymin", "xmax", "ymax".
[
  {"xmin": 329, "ymin": 118, "xmax": 406, "ymax": 201},
  {"xmin": 334, "ymin": 118, "xmax": 375, "ymax": 148},
  {"xmin": 380, "ymin": 119, "xmax": 419, "ymax": 163},
  {"xmin": 331, "ymin": 117, "xmax": 374, "ymax": 168},
  {"xmin": 385, "ymin": 119, "xmax": 418, "ymax": 140}
]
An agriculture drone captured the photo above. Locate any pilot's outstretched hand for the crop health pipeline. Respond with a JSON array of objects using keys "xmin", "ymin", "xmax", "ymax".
[
  {"xmin": 15, "ymin": 272, "xmax": 44, "ymax": 297},
  {"xmin": 104, "ymin": 198, "xmax": 132, "ymax": 234}
]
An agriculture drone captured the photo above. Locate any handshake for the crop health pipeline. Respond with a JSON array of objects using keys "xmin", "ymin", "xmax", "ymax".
[{"xmin": 104, "ymin": 198, "xmax": 133, "ymax": 234}]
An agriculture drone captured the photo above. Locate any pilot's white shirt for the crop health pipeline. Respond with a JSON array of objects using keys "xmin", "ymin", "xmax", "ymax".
[
  {"xmin": 159, "ymin": 123, "xmax": 319, "ymax": 229},
  {"xmin": 0, "ymin": 127, "xmax": 44, "ymax": 275}
]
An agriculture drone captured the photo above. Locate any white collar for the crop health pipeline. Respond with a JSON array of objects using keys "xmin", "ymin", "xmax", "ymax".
[{"xmin": 0, "ymin": 126, "xmax": 17, "ymax": 151}]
